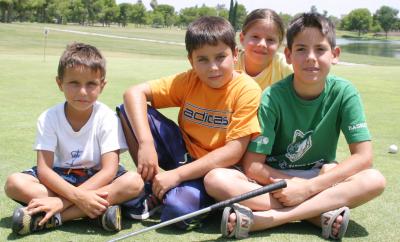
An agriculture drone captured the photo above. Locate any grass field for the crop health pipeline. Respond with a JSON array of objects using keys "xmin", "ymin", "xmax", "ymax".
[{"xmin": 0, "ymin": 23, "xmax": 399, "ymax": 241}]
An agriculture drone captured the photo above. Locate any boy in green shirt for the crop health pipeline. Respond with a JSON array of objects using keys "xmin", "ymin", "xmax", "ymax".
[{"xmin": 204, "ymin": 12, "xmax": 386, "ymax": 240}]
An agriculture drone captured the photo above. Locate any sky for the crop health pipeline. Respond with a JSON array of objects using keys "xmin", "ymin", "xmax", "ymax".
[{"xmin": 116, "ymin": 0, "xmax": 400, "ymax": 18}]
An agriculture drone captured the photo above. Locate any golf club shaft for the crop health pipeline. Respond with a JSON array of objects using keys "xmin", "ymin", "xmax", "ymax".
[{"xmin": 109, "ymin": 180, "xmax": 286, "ymax": 242}]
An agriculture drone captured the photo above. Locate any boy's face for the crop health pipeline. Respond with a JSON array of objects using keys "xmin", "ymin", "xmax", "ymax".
[
  {"xmin": 56, "ymin": 66, "xmax": 106, "ymax": 114},
  {"xmin": 284, "ymin": 27, "xmax": 340, "ymax": 87},
  {"xmin": 189, "ymin": 41, "xmax": 238, "ymax": 89}
]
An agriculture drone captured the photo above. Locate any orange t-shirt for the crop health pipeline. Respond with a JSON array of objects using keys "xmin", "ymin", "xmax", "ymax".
[{"xmin": 149, "ymin": 69, "xmax": 261, "ymax": 159}]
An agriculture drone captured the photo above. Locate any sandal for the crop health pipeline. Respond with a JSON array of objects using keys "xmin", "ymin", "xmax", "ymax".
[
  {"xmin": 321, "ymin": 206, "xmax": 350, "ymax": 239},
  {"xmin": 221, "ymin": 203, "xmax": 254, "ymax": 239}
]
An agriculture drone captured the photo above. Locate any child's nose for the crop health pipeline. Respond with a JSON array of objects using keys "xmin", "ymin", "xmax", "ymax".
[
  {"xmin": 306, "ymin": 50, "xmax": 317, "ymax": 61},
  {"xmin": 79, "ymin": 86, "xmax": 88, "ymax": 95},
  {"xmin": 209, "ymin": 61, "xmax": 218, "ymax": 70}
]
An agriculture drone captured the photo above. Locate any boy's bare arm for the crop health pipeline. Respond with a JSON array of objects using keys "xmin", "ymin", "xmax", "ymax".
[
  {"xmin": 307, "ymin": 140, "xmax": 373, "ymax": 196},
  {"xmin": 271, "ymin": 141, "xmax": 373, "ymax": 206},
  {"xmin": 36, "ymin": 150, "xmax": 109, "ymax": 218},
  {"xmin": 152, "ymin": 135, "xmax": 251, "ymax": 199},
  {"xmin": 123, "ymin": 83, "xmax": 159, "ymax": 181},
  {"xmin": 78, "ymin": 150, "xmax": 119, "ymax": 191},
  {"xmin": 242, "ymin": 151, "xmax": 291, "ymax": 185}
]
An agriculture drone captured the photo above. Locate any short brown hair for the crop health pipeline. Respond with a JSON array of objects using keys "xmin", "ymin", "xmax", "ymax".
[
  {"xmin": 287, "ymin": 12, "xmax": 336, "ymax": 50},
  {"xmin": 242, "ymin": 9, "xmax": 285, "ymax": 44},
  {"xmin": 57, "ymin": 42, "xmax": 106, "ymax": 80},
  {"xmin": 185, "ymin": 16, "xmax": 236, "ymax": 57}
]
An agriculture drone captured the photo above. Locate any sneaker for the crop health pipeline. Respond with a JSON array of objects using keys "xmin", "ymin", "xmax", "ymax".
[
  {"xmin": 100, "ymin": 205, "xmax": 121, "ymax": 232},
  {"xmin": 122, "ymin": 186, "xmax": 162, "ymax": 220},
  {"xmin": 11, "ymin": 207, "xmax": 62, "ymax": 235}
]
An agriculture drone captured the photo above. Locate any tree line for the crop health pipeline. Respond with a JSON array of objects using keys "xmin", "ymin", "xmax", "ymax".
[{"xmin": 0, "ymin": 0, "xmax": 398, "ymax": 38}]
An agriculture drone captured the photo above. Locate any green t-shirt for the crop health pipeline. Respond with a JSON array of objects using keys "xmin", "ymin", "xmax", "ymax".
[{"xmin": 248, "ymin": 74, "xmax": 371, "ymax": 170}]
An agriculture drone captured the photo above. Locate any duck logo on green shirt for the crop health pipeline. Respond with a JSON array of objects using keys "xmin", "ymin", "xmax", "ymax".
[{"xmin": 285, "ymin": 130, "xmax": 313, "ymax": 162}]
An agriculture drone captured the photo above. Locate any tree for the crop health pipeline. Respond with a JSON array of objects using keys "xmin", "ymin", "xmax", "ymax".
[
  {"xmin": 47, "ymin": 0, "xmax": 71, "ymax": 24},
  {"xmin": 228, "ymin": 0, "xmax": 233, "ymax": 23},
  {"xmin": 198, "ymin": 4, "xmax": 217, "ymax": 17},
  {"xmin": 149, "ymin": 0, "xmax": 157, "ymax": 11},
  {"xmin": 130, "ymin": 1, "xmax": 146, "ymax": 26},
  {"xmin": 374, "ymin": 6, "xmax": 399, "ymax": 39},
  {"xmin": 70, "ymin": 0, "xmax": 88, "ymax": 25},
  {"xmin": 98, "ymin": 0, "xmax": 118, "ymax": 26},
  {"xmin": 310, "ymin": 5, "xmax": 318, "ymax": 14},
  {"xmin": 30, "ymin": 0, "xmax": 51, "ymax": 23},
  {"xmin": 232, "ymin": 0, "xmax": 237, "ymax": 29},
  {"xmin": 118, "ymin": 3, "xmax": 132, "ymax": 26},
  {"xmin": 342, "ymin": 8, "xmax": 372, "ymax": 36},
  {"xmin": 235, "ymin": 3, "xmax": 246, "ymax": 30},
  {"xmin": 215, "ymin": 4, "xmax": 225, "ymax": 17},
  {"xmin": 154, "ymin": 4, "xmax": 175, "ymax": 27},
  {"xmin": 177, "ymin": 6, "xmax": 198, "ymax": 26},
  {"xmin": 279, "ymin": 13, "xmax": 292, "ymax": 28},
  {"xmin": 0, "ymin": 0, "xmax": 13, "ymax": 23}
]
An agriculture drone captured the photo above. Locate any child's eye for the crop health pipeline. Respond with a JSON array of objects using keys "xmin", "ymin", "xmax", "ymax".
[
  {"xmin": 216, "ymin": 55, "xmax": 226, "ymax": 60},
  {"xmin": 198, "ymin": 58, "xmax": 207, "ymax": 63}
]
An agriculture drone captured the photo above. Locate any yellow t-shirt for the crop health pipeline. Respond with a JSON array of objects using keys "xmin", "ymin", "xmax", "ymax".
[
  {"xmin": 235, "ymin": 51, "xmax": 293, "ymax": 90},
  {"xmin": 149, "ymin": 69, "xmax": 261, "ymax": 159}
]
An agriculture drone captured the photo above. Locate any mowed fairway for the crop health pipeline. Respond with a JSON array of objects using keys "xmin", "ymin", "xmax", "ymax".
[{"xmin": 0, "ymin": 23, "xmax": 399, "ymax": 241}]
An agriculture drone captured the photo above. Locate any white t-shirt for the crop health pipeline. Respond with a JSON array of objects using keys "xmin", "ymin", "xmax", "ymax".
[{"xmin": 34, "ymin": 101, "xmax": 127, "ymax": 170}]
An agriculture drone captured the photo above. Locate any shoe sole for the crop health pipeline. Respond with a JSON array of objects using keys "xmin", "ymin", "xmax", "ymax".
[
  {"xmin": 102, "ymin": 205, "xmax": 121, "ymax": 232},
  {"xmin": 12, "ymin": 207, "xmax": 31, "ymax": 235}
]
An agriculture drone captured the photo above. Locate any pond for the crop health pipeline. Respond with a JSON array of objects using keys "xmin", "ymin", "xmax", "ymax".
[{"xmin": 337, "ymin": 38, "xmax": 400, "ymax": 59}]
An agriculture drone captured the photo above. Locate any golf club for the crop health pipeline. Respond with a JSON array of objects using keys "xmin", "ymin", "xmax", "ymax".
[{"xmin": 109, "ymin": 180, "xmax": 287, "ymax": 242}]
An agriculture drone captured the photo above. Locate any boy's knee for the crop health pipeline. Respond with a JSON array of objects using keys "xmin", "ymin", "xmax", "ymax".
[
  {"xmin": 358, "ymin": 169, "xmax": 386, "ymax": 196},
  {"xmin": 116, "ymin": 171, "xmax": 144, "ymax": 196},
  {"xmin": 204, "ymin": 168, "xmax": 228, "ymax": 195},
  {"xmin": 366, "ymin": 169, "xmax": 386, "ymax": 195},
  {"xmin": 4, "ymin": 173, "xmax": 23, "ymax": 197}
]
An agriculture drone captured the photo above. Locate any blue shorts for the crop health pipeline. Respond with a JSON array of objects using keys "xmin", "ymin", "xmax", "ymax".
[
  {"xmin": 117, "ymin": 104, "xmax": 214, "ymax": 229},
  {"xmin": 23, "ymin": 165, "xmax": 127, "ymax": 186}
]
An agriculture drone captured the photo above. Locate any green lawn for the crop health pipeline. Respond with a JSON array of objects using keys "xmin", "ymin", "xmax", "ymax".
[{"xmin": 0, "ymin": 23, "xmax": 399, "ymax": 241}]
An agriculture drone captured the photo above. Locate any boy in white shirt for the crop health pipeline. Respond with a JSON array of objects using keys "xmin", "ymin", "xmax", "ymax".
[{"xmin": 4, "ymin": 42, "xmax": 144, "ymax": 235}]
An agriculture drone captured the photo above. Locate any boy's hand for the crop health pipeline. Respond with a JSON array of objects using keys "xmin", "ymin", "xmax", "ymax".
[
  {"xmin": 72, "ymin": 190, "xmax": 109, "ymax": 218},
  {"xmin": 26, "ymin": 197, "xmax": 63, "ymax": 226},
  {"xmin": 137, "ymin": 143, "xmax": 159, "ymax": 181},
  {"xmin": 152, "ymin": 170, "xmax": 180, "ymax": 199},
  {"xmin": 270, "ymin": 177, "xmax": 312, "ymax": 206}
]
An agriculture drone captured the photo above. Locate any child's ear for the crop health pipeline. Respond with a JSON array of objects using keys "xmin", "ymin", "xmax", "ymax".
[
  {"xmin": 233, "ymin": 47, "xmax": 239, "ymax": 63},
  {"xmin": 100, "ymin": 79, "xmax": 107, "ymax": 92},
  {"xmin": 239, "ymin": 32, "xmax": 245, "ymax": 46},
  {"xmin": 331, "ymin": 46, "xmax": 341, "ymax": 65},
  {"xmin": 284, "ymin": 47, "xmax": 292, "ymax": 65},
  {"xmin": 56, "ymin": 77, "xmax": 63, "ymax": 91}
]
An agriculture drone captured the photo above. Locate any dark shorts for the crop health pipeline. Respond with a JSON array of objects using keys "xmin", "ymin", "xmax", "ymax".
[
  {"xmin": 117, "ymin": 104, "xmax": 192, "ymax": 169},
  {"xmin": 23, "ymin": 165, "xmax": 127, "ymax": 186},
  {"xmin": 117, "ymin": 104, "xmax": 214, "ymax": 229}
]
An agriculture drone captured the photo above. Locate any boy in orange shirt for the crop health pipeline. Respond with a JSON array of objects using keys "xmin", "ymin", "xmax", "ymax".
[{"xmin": 118, "ymin": 16, "xmax": 261, "ymax": 229}]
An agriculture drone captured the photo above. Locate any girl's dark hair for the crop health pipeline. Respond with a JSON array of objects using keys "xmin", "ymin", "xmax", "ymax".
[{"xmin": 242, "ymin": 8, "xmax": 285, "ymax": 43}]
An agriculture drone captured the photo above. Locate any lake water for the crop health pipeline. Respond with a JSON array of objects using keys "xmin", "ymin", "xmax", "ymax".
[{"xmin": 337, "ymin": 38, "xmax": 400, "ymax": 59}]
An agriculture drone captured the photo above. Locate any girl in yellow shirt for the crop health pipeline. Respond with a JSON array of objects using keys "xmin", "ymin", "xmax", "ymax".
[{"xmin": 236, "ymin": 8, "xmax": 293, "ymax": 90}]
